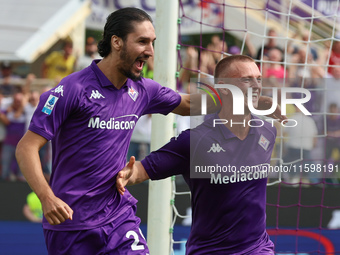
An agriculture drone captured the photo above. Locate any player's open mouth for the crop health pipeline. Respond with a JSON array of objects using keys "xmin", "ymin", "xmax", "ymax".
[
  {"xmin": 135, "ymin": 60, "xmax": 144, "ymax": 71},
  {"xmin": 252, "ymin": 93, "xmax": 258, "ymax": 100}
]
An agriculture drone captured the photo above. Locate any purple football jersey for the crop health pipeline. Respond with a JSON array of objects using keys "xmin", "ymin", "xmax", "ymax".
[
  {"xmin": 29, "ymin": 60, "xmax": 181, "ymax": 231},
  {"xmin": 142, "ymin": 114, "xmax": 277, "ymax": 254}
]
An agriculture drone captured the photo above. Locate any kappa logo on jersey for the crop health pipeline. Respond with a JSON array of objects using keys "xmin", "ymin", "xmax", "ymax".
[
  {"xmin": 42, "ymin": 95, "xmax": 59, "ymax": 115},
  {"xmin": 207, "ymin": 143, "xmax": 226, "ymax": 153},
  {"xmin": 258, "ymin": 134, "xmax": 270, "ymax": 151},
  {"xmin": 90, "ymin": 90, "xmax": 105, "ymax": 99},
  {"xmin": 52, "ymin": 85, "xmax": 64, "ymax": 96},
  {"xmin": 128, "ymin": 86, "xmax": 138, "ymax": 101}
]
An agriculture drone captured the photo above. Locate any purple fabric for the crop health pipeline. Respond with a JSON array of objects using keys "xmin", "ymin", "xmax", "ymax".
[
  {"xmin": 142, "ymin": 114, "xmax": 277, "ymax": 254},
  {"xmin": 44, "ymin": 205, "xmax": 149, "ymax": 254},
  {"xmin": 29, "ymin": 60, "xmax": 181, "ymax": 231}
]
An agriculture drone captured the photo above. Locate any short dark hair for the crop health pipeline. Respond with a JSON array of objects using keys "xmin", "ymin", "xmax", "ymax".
[
  {"xmin": 98, "ymin": 7, "xmax": 153, "ymax": 57},
  {"xmin": 214, "ymin": 55, "xmax": 255, "ymax": 78}
]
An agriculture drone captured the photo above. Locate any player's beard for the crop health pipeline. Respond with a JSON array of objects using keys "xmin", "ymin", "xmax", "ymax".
[{"xmin": 118, "ymin": 45, "xmax": 144, "ymax": 82}]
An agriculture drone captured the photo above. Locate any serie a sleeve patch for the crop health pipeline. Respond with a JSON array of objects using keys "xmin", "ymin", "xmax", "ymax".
[{"xmin": 42, "ymin": 95, "xmax": 59, "ymax": 115}]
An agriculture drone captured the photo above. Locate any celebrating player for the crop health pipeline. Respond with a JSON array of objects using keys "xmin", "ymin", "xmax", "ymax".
[
  {"xmin": 15, "ymin": 8, "xmax": 186, "ymax": 255},
  {"xmin": 117, "ymin": 55, "xmax": 277, "ymax": 254},
  {"xmin": 16, "ymin": 6, "xmax": 282, "ymax": 254}
]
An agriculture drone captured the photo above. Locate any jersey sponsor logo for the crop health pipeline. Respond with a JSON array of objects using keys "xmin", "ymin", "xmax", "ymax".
[
  {"xmin": 258, "ymin": 134, "xmax": 270, "ymax": 151},
  {"xmin": 52, "ymin": 85, "xmax": 64, "ymax": 96},
  {"xmin": 88, "ymin": 114, "xmax": 138, "ymax": 130},
  {"xmin": 207, "ymin": 143, "xmax": 226, "ymax": 153},
  {"xmin": 42, "ymin": 95, "xmax": 59, "ymax": 115},
  {"xmin": 210, "ymin": 163, "xmax": 270, "ymax": 184},
  {"xmin": 128, "ymin": 86, "xmax": 138, "ymax": 101},
  {"xmin": 90, "ymin": 90, "xmax": 105, "ymax": 99}
]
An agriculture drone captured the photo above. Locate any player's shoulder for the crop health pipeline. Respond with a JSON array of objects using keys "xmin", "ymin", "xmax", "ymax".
[
  {"xmin": 58, "ymin": 67, "xmax": 96, "ymax": 93},
  {"xmin": 40, "ymin": 70, "xmax": 91, "ymax": 105},
  {"xmin": 185, "ymin": 116, "xmax": 217, "ymax": 145},
  {"xmin": 169, "ymin": 129, "xmax": 190, "ymax": 144}
]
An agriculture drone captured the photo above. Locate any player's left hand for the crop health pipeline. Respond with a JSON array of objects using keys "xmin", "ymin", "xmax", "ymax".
[
  {"xmin": 116, "ymin": 156, "xmax": 135, "ymax": 195},
  {"xmin": 258, "ymin": 96, "xmax": 288, "ymax": 123}
]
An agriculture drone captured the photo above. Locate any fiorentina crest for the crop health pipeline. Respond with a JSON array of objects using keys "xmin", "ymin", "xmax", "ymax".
[{"xmin": 128, "ymin": 86, "xmax": 138, "ymax": 101}]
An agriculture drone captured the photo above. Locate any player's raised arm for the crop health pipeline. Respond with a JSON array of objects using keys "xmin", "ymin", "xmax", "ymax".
[{"xmin": 116, "ymin": 156, "xmax": 150, "ymax": 195}]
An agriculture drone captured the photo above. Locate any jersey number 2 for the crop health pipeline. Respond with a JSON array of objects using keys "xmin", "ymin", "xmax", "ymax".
[{"xmin": 126, "ymin": 230, "xmax": 145, "ymax": 251}]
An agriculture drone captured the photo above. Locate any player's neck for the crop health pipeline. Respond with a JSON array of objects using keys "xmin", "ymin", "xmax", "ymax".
[
  {"xmin": 218, "ymin": 110, "xmax": 251, "ymax": 140},
  {"xmin": 97, "ymin": 58, "xmax": 127, "ymax": 89}
]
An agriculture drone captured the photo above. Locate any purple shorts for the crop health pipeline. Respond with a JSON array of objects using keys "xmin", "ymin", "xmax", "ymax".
[{"xmin": 44, "ymin": 206, "xmax": 149, "ymax": 255}]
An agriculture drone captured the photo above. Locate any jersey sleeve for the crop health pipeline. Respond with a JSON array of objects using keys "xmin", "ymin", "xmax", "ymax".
[
  {"xmin": 29, "ymin": 81, "xmax": 81, "ymax": 141},
  {"xmin": 142, "ymin": 79, "xmax": 181, "ymax": 115},
  {"xmin": 141, "ymin": 130, "xmax": 190, "ymax": 180}
]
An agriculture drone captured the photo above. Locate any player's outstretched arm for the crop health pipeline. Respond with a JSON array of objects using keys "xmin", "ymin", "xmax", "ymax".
[
  {"xmin": 116, "ymin": 156, "xmax": 150, "ymax": 195},
  {"xmin": 16, "ymin": 131, "xmax": 73, "ymax": 225},
  {"xmin": 172, "ymin": 94, "xmax": 220, "ymax": 116},
  {"xmin": 173, "ymin": 94, "xmax": 287, "ymax": 122}
]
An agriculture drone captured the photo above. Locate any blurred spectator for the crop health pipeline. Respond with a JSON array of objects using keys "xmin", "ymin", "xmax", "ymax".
[
  {"xmin": 76, "ymin": 37, "xmax": 101, "ymax": 71},
  {"xmin": 23, "ymin": 191, "xmax": 43, "ymax": 223},
  {"xmin": 300, "ymin": 30, "xmax": 318, "ymax": 61},
  {"xmin": 178, "ymin": 46, "xmax": 199, "ymax": 91},
  {"xmin": 24, "ymin": 90, "xmax": 40, "ymax": 130},
  {"xmin": 42, "ymin": 38, "xmax": 76, "ymax": 82},
  {"xmin": 283, "ymin": 106, "xmax": 318, "ymax": 184},
  {"xmin": 0, "ymin": 61, "xmax": 21, "ymax": 97},
  {"xmin": 289, "ymin": 48, "xmax": 324, "ymax": 79},
  {"xmin": 328, "ymin": 40, "xmax": 340, "ymax": 75},
  {"xmin": 288, "ymin": 29, "xmax": 319, "ymax": 62},
  {"xmin": 263, "ymin": 48, "xmax": 285, "ymax": 79},
  {"xmin": 256, "ymin": 28, "xmax": 283, "ymax": 61},
  {"xmin": 0, "ymin": 73, "xmax": 43, "ymax": 181},
  {"xmin": 200, "ymin": 35, "xmax": 227, "ymax": 75},
  {"xmin": 288, "ymin": 48, "xmax": 324, "ymax": 113},
  {"xmin": 0, "ymin": 90, "xmax": 27, "ymax": 181},
  {"xmin": 262, "ymin": 48, "xmax": 286, "ymax": 104}
]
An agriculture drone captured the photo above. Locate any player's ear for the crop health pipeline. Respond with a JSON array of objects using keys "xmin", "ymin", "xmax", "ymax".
[
  {"xmin": 217, "ymin": 81, "xmax": 229, "ymax": 96},
  {"xmin": 111, "ymin": 35, "xmax": 123, "ymax": 51}
]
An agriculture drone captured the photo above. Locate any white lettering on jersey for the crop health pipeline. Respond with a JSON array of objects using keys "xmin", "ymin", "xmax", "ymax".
[{"xmin": 88, "ymin": 115, "xmax": 138, "ymax": 130}]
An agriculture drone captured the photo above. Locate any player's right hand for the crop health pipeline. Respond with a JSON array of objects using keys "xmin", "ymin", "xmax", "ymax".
[
  {"xmin": 41, "ymin": 195, "xmax": 73, "ymax": 225},
  {"xmin": 116, "ymin": 156, "xmax": 135, "ymax": 196}
]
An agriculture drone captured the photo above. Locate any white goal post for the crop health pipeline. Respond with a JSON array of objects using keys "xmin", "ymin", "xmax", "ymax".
[{"xmin": 147, "ymin": 0, "xmax": 179, "ymax": 254}]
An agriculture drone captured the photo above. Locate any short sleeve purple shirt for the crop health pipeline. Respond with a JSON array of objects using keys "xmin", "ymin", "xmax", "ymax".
[
  {"xmin": 29, "ymin": 60, "xmax": 181, "ymax": 231},
  {"xmin": 142, "ymin": 114, "xmax": 277, "ymax": 254}
]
